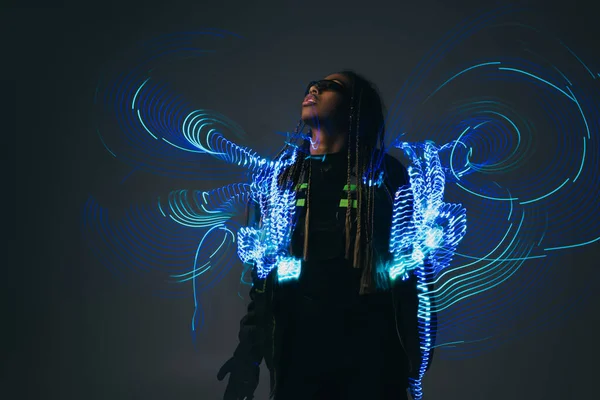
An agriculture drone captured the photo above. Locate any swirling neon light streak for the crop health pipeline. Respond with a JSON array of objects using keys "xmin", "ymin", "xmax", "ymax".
[
  {"xmin": 430, "ymin": 219, "xmax": 514, "ymax": 288},
  {"xmin": 167, "ymin": 213, "xmax": 230, "ymax": 228},
  {"xmin": 137, "ymin": 109, "xmax": 158, "ymax": 139},
  {"xmin": 519, "ymin": 178, "xmax": 570, "ymax": 205},
  {"xmin": 437, "ymin": 247, "xmax": 533, "ymax": 313},
  {"xmin": 455, "ymin": 182, "xmax": 519, "ymax": 201},
  {"xmin": 473, "ymin": 121, "xmax": 489, "ymax": 130},
  {"xmin": 210, "ymin": 233, "xmax": 230, "ymax": 258},
  {"xmin": 433, "ymin": 211, "xmax": 524, "ymax": 304},
  {"xmin": 538, "ymin": 213, "xmax": 549, "ymax": 246},
  {"xmin": 132, "ymin": 77, "xmax": 151, "ymax": 110},
  {"xmin": 450, "ymin": 127, "xmax": 471, "ymax": 181},
  {"xmin": 96, "ymin": 127, "xmax": 117, "ymax": 157},
  {"xmin": 485, "ymin": 110, "xmax": 522, "ymax": 157},
  {"xmin": 190, "ymin": 225, "xmax": 235, "ymax": 332},
  {"xmin": 162, "ymin": 138, "xmax": 205, "ymax": 153},
  {"xmin": 201, "ymin": 204, "xmax": 222, "ymax": 214},
  {"xmin": 506, "ymin": 188, "xmax": 514, "ymax": 220},
  {"xmin": 497, "ymin": 67, "xmax": 575, "ymax": 102},
  {"xmin": 173, "ymin": 261, "xmax": 211, "ymax": 282},
  {"xmin": 452, "ymin": 251, "xmax": 546, "ymax": 262},
  {"xmin": 157, "ymin": 198, "xmax": 166, "ymax": 217},
  {"xmin": 435, "ymin": 243, "xmax": 528, "ymax": 310},
  {"xmin": 181, "ymin": 112, "xmax": 225, "ymax": 155},
  {"xmin": 560, "ymin": 41, "xmax": 596, "ymax": 79},
  {"xmin": 168, "ymin": 190, "xmax": 235, "ymax": 226},
  {"xmin": 566, "ymin": 86, "xmax": 591, "ymax": 139},
  {"xmin": 544, "ymin": 236, "xmax": 600, "ymax": 251},
  {"xmin": 422, "ymin": 61, "xmax": 502, "ymax": 104},
  {"xmin": 573, "ymin": 137, "xmax": 586, "ymax": 183},
  {"xmin": 431, "ymin": 336, "xmax": 492, "ymax": 349},
  {"xmin": 522, "ymin": 46, "xmax": 574, "ymax": 86}
]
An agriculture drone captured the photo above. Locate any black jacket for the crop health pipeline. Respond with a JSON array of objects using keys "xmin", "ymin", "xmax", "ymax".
[{"xmin": 233, "ymin": 153, "xmax": 436, "ymax": 398}]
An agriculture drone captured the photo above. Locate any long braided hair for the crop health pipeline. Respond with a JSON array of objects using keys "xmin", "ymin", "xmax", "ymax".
[{"xmin": 278, "ymin": 70, "xmax": 387, "ymax": 294}]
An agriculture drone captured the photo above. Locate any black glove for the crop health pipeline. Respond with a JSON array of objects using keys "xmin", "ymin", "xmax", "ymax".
[{"xmin": 217, "ymin": 356, "xmax": 260, "ymax": 400}]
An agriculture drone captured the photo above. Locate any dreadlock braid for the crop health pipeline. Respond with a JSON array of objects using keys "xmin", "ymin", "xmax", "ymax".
[
  {"xmin": 353, "ymin": 88, "xmax": 363, "ymax": 270},
  {"xmin": 286, "ymin": 138, "xmax": 310, "ymax": 256},
  {"xmin": 344, "ymin": 93, "xmax": 355, "ymax": 261},
  {"xmin": 273, "ymin": 120, "xmax": 311, "ymax": 258},
  {"xmin": 302, "ymin": 158, "xmax": 312, "ymax": 261}
]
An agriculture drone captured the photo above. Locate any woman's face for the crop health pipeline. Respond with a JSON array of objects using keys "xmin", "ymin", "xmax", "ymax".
[{"xmin": 300, "ymin": 73, "xmax": 352, "ymax": 130}]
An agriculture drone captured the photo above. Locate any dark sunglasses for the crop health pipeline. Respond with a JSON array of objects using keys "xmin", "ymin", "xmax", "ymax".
[{"xmin": 304, "ymin": 79, "xmax": 347, "ymax": 96}]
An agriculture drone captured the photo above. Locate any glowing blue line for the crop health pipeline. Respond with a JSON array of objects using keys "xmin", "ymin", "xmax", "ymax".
[
  {"xmin": 453, "ymin": 251, "xmax": 546, "ymax": 262},
  {"xmin": 474, "ymin": 121, "xmax": 489, "ymax": 129},
  {"xmin": 434, "ymin": 211, "xmax": 525, "ymax": 301},
  {"xmin": 464, "ymin": 147, "xmax": 472, "ymax": 169},
  {"xmin": 132, "ymin": 77, "xmax": 151, "ymax": 110},
  {"xmin": 538, "ymin": 212, "xmax": 548, "ymax": 246},
  {"xmin": 498, "ymin": 67, "xmax": 575, "ymax": 102},
  {"xmin": 96, "ymin": 127, "xmax": 116, "ymax": 157},
  {"xmin": 192, "ymin": 225, "xmax": 222, "ymax": 331},
  {"xmin": 137, "ymin": 109, "xmax": 158, "ymax": 139},
  {"xmin": 450, "ymin": 127, "xmax": 470, "ymax": 181},
  {"xmin": 158, "ymin": 198, "xmax": 166, "ymax": 217},
  {"xmin": 544, "ymin": 236, "xmax": 600, "ymax": 251},
  {"xmin": 220, "ymin": 226, "xmax": 236, "ymax": 243},
  {"xmin": 560, "ymin": 41, "xmax": 596, "ymax": 79},
  {"xmin": 455, "ymin": 182, "xmax": 518, "ymax": 201},
  {"xmin": 431, "ymin": 340, "xmax": 464, "ymax": 349},
  {"xmin": 168, "ymin": 214, "xmax": 228, "ymax": 228},
  {"xmin": 552, "ymin": 66, "xmax": 572, "ymax": 86},
  {"xmin": 507, "ymin": 188, "xmax": 513, "ymax": 221},
  {"xmin": 161, "ymin": 138, "xmax": 204, "ymax": 153},
  {"xmin": 519, "ymin": 178, "xmax": 569, "ymax": 205},
  {"xmin": 201, "ymin": 204, "xmax": 221, "ymax": 214},
  {"xmin": 171, "ymin": 261, "xmax": 211, "ymax": 279},
  {"xmin": 437, "ymin": 247, "xmax": 532, "ymax": 312},
  {"xmin": 423, "ymin": 62, "xmax": 501, "ymax": 103},
  {"xmin": 486, "ymin": 111, "xmax": 521, "ymax": 149},
  {"xmin": 573, "ymin": 136, "xmax": 586, "ymax": 183},
  {"xmin": 209, "ymin": 233, "xmax": 229, "ymax": 258},
  {"xmin": 432, "ymin": 223, "xmax": 514, "ymax": 287},
  {"xmin": 431, "ymin": 336, "xmax": 492, "ymax": 349},
  {"xmin": 566, "ymin": 86, "xmax": 591, "ymax": 139}
]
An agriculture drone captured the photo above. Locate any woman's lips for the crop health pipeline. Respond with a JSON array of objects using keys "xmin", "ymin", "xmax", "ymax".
[{"xmin": 303, "ymin": 94, "xmax": 317, "ymax": 106}]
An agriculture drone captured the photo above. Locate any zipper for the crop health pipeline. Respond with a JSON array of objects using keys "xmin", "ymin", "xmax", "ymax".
[{"xmin": 383, "ymin": 183, "xmax": 393, "ymax": 202}]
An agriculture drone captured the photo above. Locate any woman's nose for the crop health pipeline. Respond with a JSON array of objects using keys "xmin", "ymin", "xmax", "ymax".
[{"xmin": 309, "ymin": 86, "xmax": 319, "ymax": 95}]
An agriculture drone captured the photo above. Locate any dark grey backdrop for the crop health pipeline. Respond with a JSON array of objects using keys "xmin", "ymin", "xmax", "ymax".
[{"xmin": 9, "ymin": 1, "xmax": 600, "ymax": 399}]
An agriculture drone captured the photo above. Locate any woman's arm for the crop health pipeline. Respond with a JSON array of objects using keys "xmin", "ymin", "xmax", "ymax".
[{"xmin": 232, "ymin": 199, "xmax": 266, "ymax": 365}]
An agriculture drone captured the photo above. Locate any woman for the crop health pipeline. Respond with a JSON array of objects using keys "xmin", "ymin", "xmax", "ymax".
[{"xmin": 217, "ymin": 71, "xmax": 432, "ymax": 400}]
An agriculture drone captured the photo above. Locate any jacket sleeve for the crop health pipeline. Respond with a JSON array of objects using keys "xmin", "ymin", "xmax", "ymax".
[
  {"xmin": 232, "ymin": 198, "xmax": 266, "ymax": 365},
  {"xmin": 383, "ymin": 153, "xmax": 409, "ymax": 194},
  {"xmin": 385, "ymin": 154, "xmax": 438, "ymax": 375}
]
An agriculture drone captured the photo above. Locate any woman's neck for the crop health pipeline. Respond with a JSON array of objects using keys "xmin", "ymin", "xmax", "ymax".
[{"xmin": 309, "ymin": 128, "xmax": 348, "ymax": 155}]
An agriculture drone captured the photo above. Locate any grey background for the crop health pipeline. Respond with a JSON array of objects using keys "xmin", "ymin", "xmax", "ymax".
[{"xmin": 9, "ymin": 1, "xmax": 600, "ymax": 399}]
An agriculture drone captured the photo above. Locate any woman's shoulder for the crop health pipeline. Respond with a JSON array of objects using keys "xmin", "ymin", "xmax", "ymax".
[{"xmin": 380, "ymin": 151, "xmax": 409, "ymax": 189}]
